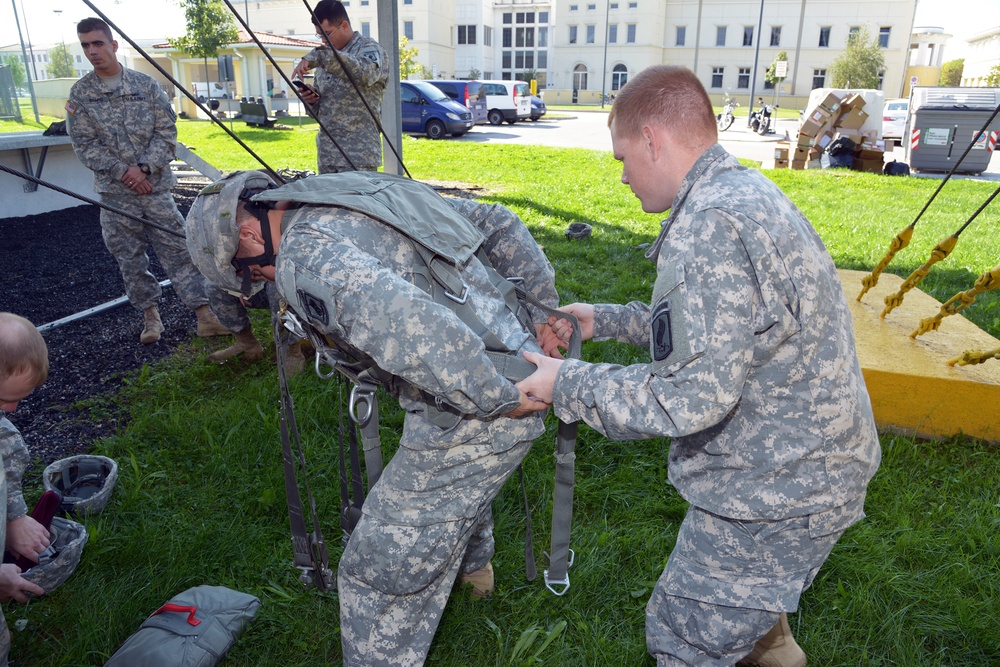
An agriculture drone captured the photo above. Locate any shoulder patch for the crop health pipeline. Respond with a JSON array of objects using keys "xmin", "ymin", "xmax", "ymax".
[
  {"xmin": 65, "ymin": 100, "xmax": 77, "ymax": 115},
  {"xmin": 651, "ymin": 301, "xmax": 673, "ymax": 361},
  {"xmin": 297, "ymin": 290, "xmax": 329, "ymax": 327}
]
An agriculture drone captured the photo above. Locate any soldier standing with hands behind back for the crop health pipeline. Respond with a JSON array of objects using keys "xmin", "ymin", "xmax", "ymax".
[
  {"xmin": 290, "ymin": 0, "xmax": 388, "ymax": 173},
  {"xmin": 67, "ymin": 17, "xmax": 230, "ymax": 345}
]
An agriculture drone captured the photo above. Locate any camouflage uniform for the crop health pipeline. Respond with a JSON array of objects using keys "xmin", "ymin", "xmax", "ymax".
[
  {"xmin": 549, "ymin": 145, "xmax": 882, "ymax": 665},
  {"xmin": 303, "ymin": 32, "xmax": 388, "ymax": 173},
  {"xmin": 272, "ymin": 189, "xmax": 557, "ymax": 666},
  {"xmin": 0, "ymin": 416, "xmax": 32, "ymax": 667},
  {"xmin": 66, "ymin": 66, "xmax": 211, "ymax": 312}
]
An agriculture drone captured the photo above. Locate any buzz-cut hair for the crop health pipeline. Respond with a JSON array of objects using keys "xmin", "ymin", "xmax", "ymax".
[
  {"xmin": 608, "ymin": 65, "xmax": 718, "ymax": 149},
  {"xmin": 77, "ymin": 17, "xmax": 113, "ymax": 42},
  {"xmin": 0, "ymin": 313, "xmax": 49, "ymax": 387},
  {"xmin": 312, "ymin": 0, "xmax": 349, "ymax": 27}
]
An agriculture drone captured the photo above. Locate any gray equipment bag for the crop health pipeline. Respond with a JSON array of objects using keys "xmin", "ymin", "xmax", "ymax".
[{"xmin": 105, "ymin": 585, "xmax": 261, "ymax": 667}]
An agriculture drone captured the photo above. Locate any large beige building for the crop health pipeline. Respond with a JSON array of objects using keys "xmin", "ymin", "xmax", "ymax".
[
  {"xmin": 962, "ymin": 26, "xmax": 1000, "ymax": 87},
  {"xmin": 230, "ymin": 0, "xmax": 919, "ymax": 108}
]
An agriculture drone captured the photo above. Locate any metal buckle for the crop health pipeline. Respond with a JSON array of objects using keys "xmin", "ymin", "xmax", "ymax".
[
  {"xmin": 444, "ymin": 283, "xmax": 469, "ymax": 304},
  {"xmin": 542, "ymin": 549, "xmax": 575, "ymax": 596},
  {"xmin": 349, "ymin": 384, "xmax": 375, "ymax": 426}
]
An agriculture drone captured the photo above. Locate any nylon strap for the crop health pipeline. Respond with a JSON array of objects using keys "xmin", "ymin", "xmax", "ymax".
[{"xmin": 275, "ymin": 318, "xmax": 334, "ymax": 591}]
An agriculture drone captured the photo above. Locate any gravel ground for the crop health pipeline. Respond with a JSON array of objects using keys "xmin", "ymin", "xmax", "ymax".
[{"xmin": 0, "ymin": 180, "xmax": 211, "ymax": 465}]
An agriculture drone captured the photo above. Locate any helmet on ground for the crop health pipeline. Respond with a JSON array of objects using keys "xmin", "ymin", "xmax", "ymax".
[
  {"xmin": 20, "ymin": 516, "xmax": 88, "ymax": 594},
  {"xmin": 185, "ymin": 170, "xmax": 279, "ymax": 298},
  {"xmin": 42, "ymin": 454, "xmax": 119, "ymax": 516}
]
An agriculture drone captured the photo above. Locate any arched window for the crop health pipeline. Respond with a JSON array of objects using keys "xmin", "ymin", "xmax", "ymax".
[
  {"xmin": 611, "ymin": 64, "xmax": 628, "ymax": 91},
  {"xmin": 573, "ymin": 63, "xmax": 588, "ymax": 91}
]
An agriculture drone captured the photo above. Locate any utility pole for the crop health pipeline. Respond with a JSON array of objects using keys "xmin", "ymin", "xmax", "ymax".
[
  {"xmin": 746, "ymin": 0, "xmax": 764, "ymax": 126},
  {"xmin": 11, "ymin": 0, "xmax": 39, "ymax": 122},
  {"xmin": 600, "ymin": 0, "xmax": 610, "ymax": 108}
]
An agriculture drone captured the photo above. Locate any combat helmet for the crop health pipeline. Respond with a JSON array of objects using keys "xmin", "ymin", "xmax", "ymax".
[
  {"xmin": 42, "ymin": 454, "xmax": 119, "ymax": 517},
  {"xmin": 20, "ymin": 516, "xmax": 88, "ymax": 594},
  {"xmin": 185, "ymin": 170, "xmax": 279, "ymax": 298}
]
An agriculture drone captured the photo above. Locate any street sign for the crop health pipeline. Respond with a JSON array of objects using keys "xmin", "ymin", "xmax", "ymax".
[
  {"xmin": 775, "ymin": 60, "xmax": 788, "ymax": 79},
  {"xmin": 910, "ymin": 75, "xmax": 918, "ymax": 86}
]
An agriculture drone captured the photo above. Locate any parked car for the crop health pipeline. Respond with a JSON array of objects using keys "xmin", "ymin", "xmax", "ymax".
[
  {"xmin": 529, "ymin": 95, "xmax": 546, "ymax": 121},
  {"xmin": 424, "ymin": 80, "xmax": 488, "ymax": 124},
  {"xmin": 882, "ymin": 98, "xmax": 909, "ymax": 144},
  {"xmin": 400, "ymin": 81, "xmax": 474, "ymax": 139},
  {"xmin": 476, "ymin": 79, "xmax": 532, "ymax": 125}
]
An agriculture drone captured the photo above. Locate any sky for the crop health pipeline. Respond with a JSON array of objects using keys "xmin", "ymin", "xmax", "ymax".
[{"xmin": 0, "ymin": 0, "xmax": 995, "ymax": 58}]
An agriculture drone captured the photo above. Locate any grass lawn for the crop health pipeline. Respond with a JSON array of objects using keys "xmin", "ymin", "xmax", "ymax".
[{"xmin": 6, "ymin": 120, "xmax": 1000, "ymax": 666}]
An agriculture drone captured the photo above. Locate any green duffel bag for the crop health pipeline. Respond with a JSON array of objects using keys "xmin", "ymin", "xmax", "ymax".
[{"xmin": 105, "ymin": 585, "xmax": 261, "ymax": 667}]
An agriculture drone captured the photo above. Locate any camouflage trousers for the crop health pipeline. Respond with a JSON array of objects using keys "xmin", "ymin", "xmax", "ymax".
[
  {"xmin": 647, "ymin": 496, "xmax": 865, "ymax": 666},
  {"xmin": 317, "ymin": 140, "xmax": 380, "ymax": 175},
  {"xmin": 0, "ymin": 470, "xmax": 8, "ymax": 667},
  {"xmin": 337, "ymin": 418, "xmax": 535, "ymax": 667},
  {"xmin": 208, "ymin": 284, "xmax": 278, "ymax": 333},
  {"xmin": 99, "ymin": 192, "xmax": 209, "ymax": 312}
]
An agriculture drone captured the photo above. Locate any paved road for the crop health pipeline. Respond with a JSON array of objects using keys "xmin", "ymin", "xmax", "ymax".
[{"xmin": 450, "ymin": 110, "xmax": 1000, "ymax": 181}]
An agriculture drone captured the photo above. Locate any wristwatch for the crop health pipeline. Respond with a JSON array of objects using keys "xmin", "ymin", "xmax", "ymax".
[{"xmin": 138, "ymin": 163, "xmax": 151, "ymax": 175}]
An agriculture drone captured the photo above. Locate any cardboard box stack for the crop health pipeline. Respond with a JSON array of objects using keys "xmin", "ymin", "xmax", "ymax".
[{"xmin": 790, "ymin": 92, "xmax": 884, "ymax": 173}]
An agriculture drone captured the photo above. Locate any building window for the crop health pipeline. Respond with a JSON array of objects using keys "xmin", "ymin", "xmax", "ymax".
[
  {"xmin": 515, "ymin": 51, "xmax": 524, "ymax": 68},
  {"xmin": 402, "ymin": 0, "xmax": 411, "ymax": 4},
  {"xmin": 711, "ymin": 67, "xmax": 724, "ymax": 88},
  {"xmin": 612, "ymin": 63, "xmax": 628, "ymax": 90},
  {"xmin": 458, "ymin": 25, "xmax": 477, "ymax": 45},
  {"xmin": 587, "ymin": 25, "xmax": 595, "ymax": 44},
  {"xmin": 360, "ymin": 0, "xmax": 368, "ymax": 5},
  {"xmin": 609, "ymin": 24, "xmax": 618, "ymax": 43},
  {"xmin": 629, "ymin": 1, "xmax": 637, "ymax": 7},
  {"xmin": 503, "ymin": 12, "xmax": 511, "ymax": 24},
  {"xmin": 484, "ymin": 26, "xmax": 492, "ymax": 47},
  {"xmin": 676, "ymin": 26, "xmax": 686, "ymax": 46},
  {"xmin": 738, "ymin": 67, "xmax": 750, "ymax": 88},
  {"xmin": 770, "ymin": 26, "xmax": 781, "ymax": 47},
  {"xmin": 849, "ymin": 26, "xmax": 860, "ymax": 39},
  {"xmin": 516, "ymin": 27, "xmax": 525, "ymax": 47},
  {"xmin": 878, "ymin": 70, "xmax": 885, "ymax": 88},
  {"xmin": 588, "ymin": 4, "xmax": 596, "ymax": 10},
  {"xmin": 573, "ymin": 63, "xmax": 588, "ymax": 90},
  {"xmin": 743, "ymin": 26, "xmax": 753, "ymax": 47},
  {"xmin": 361, "ymin": 22, "xmax": 370, "ymax": 38},
  {"xmin": 570, "ymin": 4, "xmax": 578, "ymax": 10},
  {"xmin": 538, "ymin": 51, "xmax": 547, "ymax": 68},
  {"xmin": 539, "ymin": 11, "xmax": 548, "ymax": 23},
  {"xmin": 516, "ymin": 12, "xmax": 524, "ymax": 23},
  {"xmin": 569, "ymin": 25, "xmax": 577, "ymax": 44},
  {"xmin": 525, "ymin": 52, "xmax": 534, "ymax": 68},
  {"xmin": 526, "ymin": 12, "xmax": 535, "ymax": 23},
  {"xmin": 404, "ymin": 21, "xmax": 413, "ymax": 40},
  {"xmin": 503, "ymin": 27, "xmax": 512, "ymax": 48},
  {"xmin": 812, "ymin": 69, "xmax": 826, "ymax": 89},
  {"xmin": 879, "ymin": 26, "xmax": 891, "ymax": 48},
  {"xmin": 539, "ymin": 27, "xmax": 548, "ymax": 47},
  {"xmin": 502, "ymin": 51, "xmax": 511, "ymax": 68},
  {"xmin": 76, "ymin": 55, "xmax": 82, "ymax": 62},
  {"xmin": 764, "ymin": 79, "xmax": 774, "ymax": 90},
  {"xmin": 526, "ymin": 27, "xmax": 535, "ymax": 47},
  {"xmin": 818, "ymin": 27, "xmax": 830, "ymax": 47},
  {"xmin": 716, "ymin": 26, "xmax": 726, "ymax": 47},
  {"xmin": 610, "ymin": 2, "xmax": 618, "ymax": 8},
  {"xmin": 627, "ymin": 23, "xmax": 636, "ymax": 43}
]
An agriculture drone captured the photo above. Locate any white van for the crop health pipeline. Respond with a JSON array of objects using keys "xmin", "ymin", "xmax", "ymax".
[
  {"xmin": 192, "ymin": 82, "xmax": 229, "ymax": 101},
  {"xmin": 475, "ymin": 80, "xmax": 532, "ymax": 125}
]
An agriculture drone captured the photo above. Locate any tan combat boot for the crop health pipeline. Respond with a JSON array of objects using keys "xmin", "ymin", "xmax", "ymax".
[
  {"xmin": 194, "ymin": 305, "xmax": 231, "ymax": 337},
  {"xmin": 458, "ymin": 561, "xmax": 494, "ymax": 599},
  {"xmin": 737, "ymin": 613, "xmax": 807, "ymax": 667},
  {"xmin": 284, "ymin": 340, "xmax": 307, "ymax": 376},
  {"xmin": 140, "ymin": 306, "xmax": 165, "ymax": 344},
  {"xmin": 207, "ymin": 326, "xmax": 264, "ymax": 363}
]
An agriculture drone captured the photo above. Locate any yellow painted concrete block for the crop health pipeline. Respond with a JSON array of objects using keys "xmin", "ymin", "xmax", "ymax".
[{"xmin": 841, "ymin": 269, "xmax": 1000, "ymax": 443}]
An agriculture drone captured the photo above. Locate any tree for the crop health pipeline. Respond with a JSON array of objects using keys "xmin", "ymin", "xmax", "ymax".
[
  {"xmin": 398, "ymin": 36, "xmax": 421, "ymax": 80},
  {"xmin": 764, "ymin": 50, "xmax": 788, "ymax": 87},
  {"xmin": 48, "ymin": 43, "xmax": 76, "ymax": 79},
  {"xmin": 985, "ymin": 64, "xmax": 1000, "ymax": 87},
  {"xmin": 467, "ymin": 67, "xmax": 481, "ymax": 80},
  {"xmin": 169, "ymin": 0, "xmax": 238, "ymax": 93},
  {"xmin": 939, "ymin": 59, "xmax": 964, "ymax": 86},
  {"xmin": 1, "ymin": 55, "xmax": 26, "ymax": 90},
  {"xmin": 829, "ymin": 26, "xmax": 885, "ymax": 89}
]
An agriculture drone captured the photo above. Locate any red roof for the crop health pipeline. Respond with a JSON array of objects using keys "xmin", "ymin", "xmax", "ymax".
[{"xmin": 152, "ymin": 29, "xmax": 317, "ymax": 49}]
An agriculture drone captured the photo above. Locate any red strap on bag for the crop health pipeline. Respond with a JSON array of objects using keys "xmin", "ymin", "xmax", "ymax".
[{"xmin": 152, "ymin": 603, "xmax": 201, "ymax": 626}]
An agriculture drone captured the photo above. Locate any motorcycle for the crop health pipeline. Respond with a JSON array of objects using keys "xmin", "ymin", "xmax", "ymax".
[
  {"xmin": 716, "ymin": 96, "xmax": 739, "ymax": 132},
  {"xmin": 749, "ymin": 102, "xmax": 775, "ymax": 136}
]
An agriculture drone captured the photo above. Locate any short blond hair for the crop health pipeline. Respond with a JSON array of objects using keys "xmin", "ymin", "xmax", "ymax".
[
  {"xmin": 0, "ymin": 313, "xmax": 49, "ymax": 386},
  {"xmin": 608, "ymin": 65, "xmax": 718, "ymax": 150}
]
